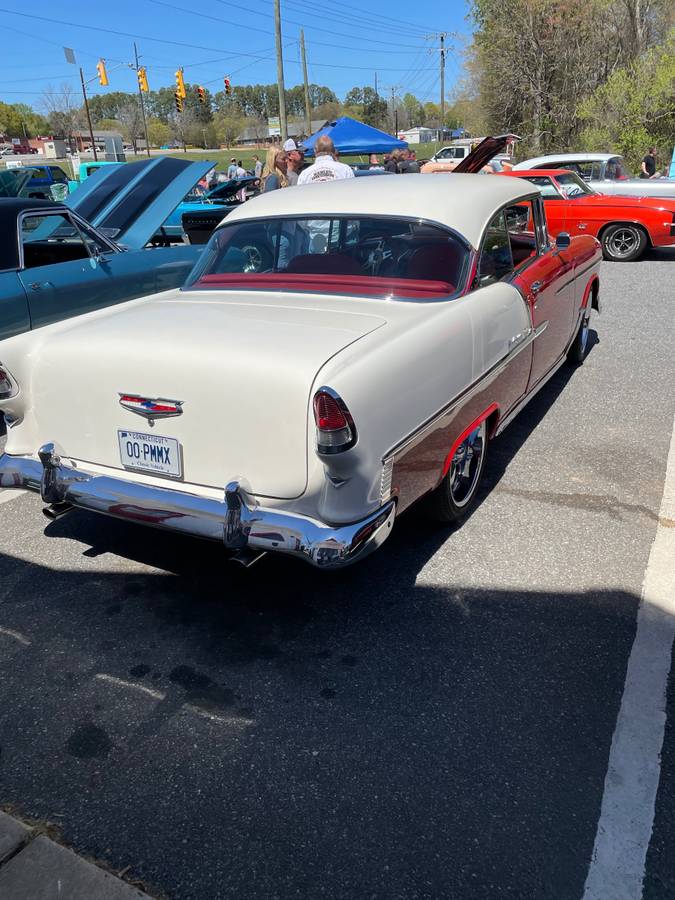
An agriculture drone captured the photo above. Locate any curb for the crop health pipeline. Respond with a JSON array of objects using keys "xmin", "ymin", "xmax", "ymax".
[{"xmin": 0, "ymin": 810, "xmax": 156, "ymax": 899}]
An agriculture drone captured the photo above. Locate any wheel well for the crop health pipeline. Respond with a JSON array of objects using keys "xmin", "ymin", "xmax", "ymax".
[{"xmin": 598, "ymin": 221, "xmax": 651, "ymax": 247}]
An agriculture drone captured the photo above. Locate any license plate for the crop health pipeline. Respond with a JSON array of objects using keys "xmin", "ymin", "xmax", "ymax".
[{"xmin": 118, "ymin": 430, "xmax": 182, "ymax": 478}]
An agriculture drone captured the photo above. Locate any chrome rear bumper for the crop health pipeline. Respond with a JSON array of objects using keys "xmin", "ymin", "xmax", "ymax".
[{"xmin": 0, "ymin": 444, "xmax": 395, "ymax": 569}]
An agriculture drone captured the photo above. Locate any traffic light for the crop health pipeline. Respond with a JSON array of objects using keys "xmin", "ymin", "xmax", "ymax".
[
  {"xmin": 174, "ymin": 90, "xmax": 183, "ymax": 113},
  {"xmin": 137, "ymin": 66, "xmax": 149, "ymax": 93},
  {"xmin": 197, "ymin": 85, "xmax": 206, "ymax": 104},
  {"xmin": 175, "ymin": 69, "xmax": 186, "ymax": 99},
  {"xmin": 96, "ymin": 59, "xmax": 109, "ymax": 86},
  {"xmin": 224, "ymin": 77, "xmax": 232, "ymax": 96}
]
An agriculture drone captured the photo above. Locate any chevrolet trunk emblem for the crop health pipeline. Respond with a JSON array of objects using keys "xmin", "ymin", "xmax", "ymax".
[{"xmin": 119, "ymin": 394, "xmax": 183, "ymax": 425}]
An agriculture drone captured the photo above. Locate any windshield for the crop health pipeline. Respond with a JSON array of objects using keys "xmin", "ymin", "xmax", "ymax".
[
  {"xmin": 554, "ymin": 172, "xmax": 594, "ymax": 198},
  {"xmin": 185, "ymin": 215, "xmax": 470, "ymax": 299},
  {"xmin": 523, "ymin": 173, "xmax": 593, "ymax": 199}
]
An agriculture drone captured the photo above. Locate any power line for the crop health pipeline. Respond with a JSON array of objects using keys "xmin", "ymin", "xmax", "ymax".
[
  {"xmin": 209, "ymin": 0, "xmax": 432, "ymax": 50},
  {"xmin": 150, "ymin": 0, "xmax": 433, "ymax": 54}
]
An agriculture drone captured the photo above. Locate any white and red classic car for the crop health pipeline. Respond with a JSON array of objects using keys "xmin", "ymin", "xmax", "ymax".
[{"xmin": 0, "ymin": 175, "xmax": 601, "ymax": 568}]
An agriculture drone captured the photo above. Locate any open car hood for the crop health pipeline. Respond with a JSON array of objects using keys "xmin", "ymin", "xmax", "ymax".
[
  {"xmin": 0, "ymin": 168, "xmax": 36, "ymax": 197},
  {"xmin": 66, "ymin": 157, "xmax": 214, "ymax": 249},
  {"xmin": 205, "ymin": 176, "xmax": 257, "ymax": 201},
  {"xmin": 453, "ymin": 134, "xmax": 519, "ymax": 174}
]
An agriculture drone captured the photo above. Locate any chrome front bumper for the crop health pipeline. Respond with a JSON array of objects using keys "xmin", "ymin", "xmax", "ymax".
[{"xmin": 0, "ymin": 444, "xmax": 395, "ymax": 569}]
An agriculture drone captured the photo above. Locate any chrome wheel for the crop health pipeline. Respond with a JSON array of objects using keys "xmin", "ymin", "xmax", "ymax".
[
  {"xmin": 602, "ymin": 224, "xmax": 645, "ymax": 262},
  {"xmin": 449, "ymin": 421, "xmax": 486, "ymax": 508}
]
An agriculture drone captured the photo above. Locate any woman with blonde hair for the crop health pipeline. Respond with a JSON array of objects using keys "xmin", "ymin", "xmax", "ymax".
[{"xmin": 262, "ymin": 146, "xmax": 288, "ymax": 192}]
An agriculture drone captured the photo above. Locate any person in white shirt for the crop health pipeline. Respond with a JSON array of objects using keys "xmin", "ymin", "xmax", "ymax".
[
  {"xmin": 226, "ymin": 157, "xmax": 237, "ymax": 179},
  {"xmin": 297, "ymin": 136, "xmax": 354, "ymax": 184}
]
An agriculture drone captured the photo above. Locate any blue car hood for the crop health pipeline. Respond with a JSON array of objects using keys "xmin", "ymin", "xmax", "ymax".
[{"xmin": 66, "ymin": 157, "xmax": 214, "ymax": 249}]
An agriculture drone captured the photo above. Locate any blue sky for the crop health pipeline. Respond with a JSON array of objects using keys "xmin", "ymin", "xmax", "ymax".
[{"xmin": 0, "ymin": 0, "xmax": 471, "ymax": 111}]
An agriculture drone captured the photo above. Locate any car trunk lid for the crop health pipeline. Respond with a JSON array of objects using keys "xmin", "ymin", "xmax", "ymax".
[{"xmin": 30, "ymin": 292, "xmax": 386, "ymax": 498}]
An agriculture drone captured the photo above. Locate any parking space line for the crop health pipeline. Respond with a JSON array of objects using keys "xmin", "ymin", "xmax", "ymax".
[
  {"xmin": 0, "ymin": 490, "xmax": 25, "ymax": 505},
  {"xmin": 0, "ymin": 626, "xmax": 31, "ymax": 646},
  {"xmin": 583, "ymin": 414, "xmax": 675, "ymax": 900}
]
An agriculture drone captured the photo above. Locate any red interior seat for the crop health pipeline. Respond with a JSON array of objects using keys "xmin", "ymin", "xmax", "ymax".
[{"xmin": 286, "ymin": 253, "xmax": 362, "ymax": 275}]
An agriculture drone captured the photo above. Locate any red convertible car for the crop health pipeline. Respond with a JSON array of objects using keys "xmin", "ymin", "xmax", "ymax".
[{"xmin": 502, "ymin": 168, "xmax": 675, "ymax": 262}]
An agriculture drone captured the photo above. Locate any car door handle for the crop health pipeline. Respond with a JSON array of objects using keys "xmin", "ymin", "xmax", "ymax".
[{"xmin": 531, "ymin": 281, "xmax": 543, "ymax": 294}]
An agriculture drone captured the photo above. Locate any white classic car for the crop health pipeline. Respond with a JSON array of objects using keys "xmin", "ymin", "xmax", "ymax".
[{"xmin": 0, "ymin": 175, "xmax": 601, "ymax": 569}]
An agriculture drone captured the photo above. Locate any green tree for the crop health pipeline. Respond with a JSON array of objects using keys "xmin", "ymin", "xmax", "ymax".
[
  {"xmin": 0, "ymin": 102, "xmax": 49, "ymax": 137},
  {"xmin": 578, "ymin": 30, "xmax": 675, "ymax": 170},
  {"xmin": 146, "ymin": 118, "xmax": 171, "ymax": 147},
  {"xmin": 213, "ymin": 113, "xmax": 245, "ymax": 146}
]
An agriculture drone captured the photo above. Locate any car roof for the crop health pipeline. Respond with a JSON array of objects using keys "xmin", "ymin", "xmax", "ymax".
[
  {"xmin": 222, "ymin": 174, "xmax": 535, "ymax": 249},
  {"xmin": 513, "ymin": 152, "xmax": 620, "ymax": 169}
]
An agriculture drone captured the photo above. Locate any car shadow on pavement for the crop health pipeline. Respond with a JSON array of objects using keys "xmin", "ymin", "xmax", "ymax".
[{"xmin": 0, "ymin": 541, "xmax": 641, "ymax": 900}]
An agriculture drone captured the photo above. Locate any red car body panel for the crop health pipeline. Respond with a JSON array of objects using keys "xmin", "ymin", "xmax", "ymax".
[{"xmin": 502, "ymin": 169, "xmax": 675, "ymax": 249}]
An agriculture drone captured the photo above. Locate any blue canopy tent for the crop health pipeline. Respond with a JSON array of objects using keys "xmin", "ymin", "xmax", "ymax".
[{"xmin": 300, "ymin": 117, "xmax": 407, "ymax": 156}]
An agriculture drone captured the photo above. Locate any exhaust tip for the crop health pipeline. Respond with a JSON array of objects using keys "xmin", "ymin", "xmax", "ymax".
[{"xmin": 43, "ymin": 502, "xmax": 73, "ymax": 520}]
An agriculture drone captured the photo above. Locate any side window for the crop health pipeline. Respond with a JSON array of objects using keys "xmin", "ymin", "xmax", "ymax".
[
  {"xmin": 75, "ymin": 219, "xmax": 114, "ymax": 257},
  {"xmin": 49, "ymin": 167, "xmax": 68, "ymax": 183},
  {"xmin": 575, "ymin": 162, "xmax": 593, "ymax": 180},
  {"xmin": 504, "ymin": 200, "xmax": 538, "ymax": 268},
  {"xmin": 477, "ymin": 210, "xmax": 513, "ymax": 286},
  {"xmin": 20, "ymin": 213, "xmax": 90, "ymax": 270}
]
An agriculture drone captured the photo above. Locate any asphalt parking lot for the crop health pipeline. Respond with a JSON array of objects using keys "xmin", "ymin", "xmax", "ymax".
[{"xmin": 1, "ymin": 248, "xmax": 674, "ymax": 900}]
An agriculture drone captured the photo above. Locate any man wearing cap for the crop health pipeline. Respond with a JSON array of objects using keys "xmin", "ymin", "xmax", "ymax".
[
  {"xmin": 283, "ymin": 138, "xmax": 305, "ymax": 185},
  {"xmin": 297, "ymin": 136, "xmax": 354, "ymax": 184},
  {"xmin": 227, "ymin": 157, "xmax": 237, "ymax": 180}
]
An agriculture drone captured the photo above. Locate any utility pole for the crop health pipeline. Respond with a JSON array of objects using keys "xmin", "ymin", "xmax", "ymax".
[
  {"xmin": 426, "ymin": 32, "xmax": 451, "ymax": 141},
  {"xmin": 134, "ymin": 42, "xmax": 151, "ymax": 158},
  {"xmin": 79, "ymin": 68, "xmax": 98, "ymax": 161},
  {"xmin": 300, "ymin": 29, "xmax": 311, "ymax": 137},
  {"xmin": 374, "ymin": 72, "xmax": 378, "ymax": 98},
  {"xmin": 387, "ymin": 85, "xmax": 401, "ymax": 134},
  {"xmin": 440, "ymin": 32, "xmax": 445, "ymax": 136},
  {"xmin": 274, "ymin": 0, "xmax": 288, "ymax": 141}
]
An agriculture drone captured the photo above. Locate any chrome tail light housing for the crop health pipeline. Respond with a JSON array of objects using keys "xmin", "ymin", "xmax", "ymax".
[{"xmin": 312, "ymin": 388, "xmax": 357, "ymax": 455}]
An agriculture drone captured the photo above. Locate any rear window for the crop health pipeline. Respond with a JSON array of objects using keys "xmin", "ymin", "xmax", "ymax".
[{"xmin": 186, "ymin": 216, "xmax": 470, "ymax": 299}]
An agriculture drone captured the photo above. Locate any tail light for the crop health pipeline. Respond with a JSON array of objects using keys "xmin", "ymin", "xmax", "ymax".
[
  {"xmin": 0, "ymin": 363, "xmax": 18, "ymax": 400},
  {"xmin": 313, "ymin": 388, "xmax": 356, "ymax": 454}
]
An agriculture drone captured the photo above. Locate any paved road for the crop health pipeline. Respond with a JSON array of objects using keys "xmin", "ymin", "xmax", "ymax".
[{"xmin": 1, "ymin": 249, "xmax": 674, "ymax": 899}]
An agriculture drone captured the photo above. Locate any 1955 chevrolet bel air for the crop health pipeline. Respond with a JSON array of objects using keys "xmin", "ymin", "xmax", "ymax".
[{"xmin": 0, "ymin": 175, "xmax": 601, "ymax": 569}]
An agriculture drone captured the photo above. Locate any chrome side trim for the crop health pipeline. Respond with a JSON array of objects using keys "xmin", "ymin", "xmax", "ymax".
[
  {"xmin": 383, "ymin": 327, "xmax": 535, "ymax": 463},
  {"xmin": 0, "ymin": 447, "xmax": 395, "ymax": 570}
]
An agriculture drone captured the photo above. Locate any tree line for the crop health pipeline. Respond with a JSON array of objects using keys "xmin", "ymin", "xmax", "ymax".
[
  {"xmin": 1, "ymin": 78, "xmax": 466, "ymax": 153},
  {"xmin": 459, "ymin": 0, "xmax": 674, "ymax": 166}
]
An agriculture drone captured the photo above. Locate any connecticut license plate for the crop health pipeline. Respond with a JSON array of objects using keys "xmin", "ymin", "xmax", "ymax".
[{"xmin": 118, "ymin": 430, "xmax": 182, "ymax": 478}]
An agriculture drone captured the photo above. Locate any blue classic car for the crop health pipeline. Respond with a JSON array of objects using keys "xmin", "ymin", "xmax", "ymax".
[
  {"xmin": 158, "ymin": 175, "xmax": 259, "ymax": 242},
  {"xmin": 0, "ymin": 156, "xmax": 212, "ymax": 341}
]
